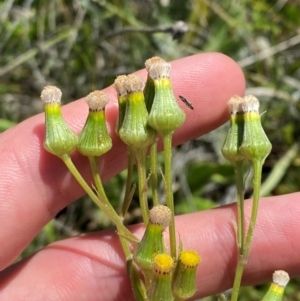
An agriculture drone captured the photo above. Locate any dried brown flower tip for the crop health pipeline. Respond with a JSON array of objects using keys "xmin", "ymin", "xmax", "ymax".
[
  {"xmin": 41, "ymin": 86, "xmax": 62, "ymax": 104},
  {"xmin": 114, "ymin": 75, "xmax": 128, "ymax": 96},
  {"xmin": 228, "ymin": 95, "xmax": 243, "ymax": 114},
  {"xmin": 86, "ymin": 91, "xmax": 109, "ymax": 111},
  {"xmin": 148, "ymin": 62, "xmax": 171, "ymax": 80},
  {"xmin": 145, "ymin": 56, "xmax": 166, "ymax": 71},
  {"xmin": 272, "ymin": 270, "xmax": 290, "ymax": 288},
  {"xmin": 149, "ymin": 205, "xmax": 172, "ymax": 230},
  {"xmin": 241, "ymin": 95, "xmax": 260, "ymax": 113},
  {"xmin": 123, "ymin": 74, "xmax": 145, "ymax": 93}
]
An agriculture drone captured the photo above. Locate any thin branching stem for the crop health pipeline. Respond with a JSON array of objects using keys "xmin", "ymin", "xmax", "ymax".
[
  {"xmin": 121, "ymin": 148, "xmax": 135, "ymax": 218},
  {"xmin": 150, "ymin": 141, "xmax": 159, "ymax": 206},
  {"xmin": 89, "ymin": 156, "xmax": 134, "ymax": 260},
  {"xmin": 235, "ymin": 161, "xmax": 245, "ymax": 255},
  {"xmin": 133, "ymin": 149, "xmax": 150, "ymax": 224},
  {"xmin": 231, "ymin": 160, "xmax": 262, "ymax": 301},
  {"xmin": 61, "ymin": 154, "xmax": 139, "ymax": 245},
  {"xmin": 163, "ymin": 133, "xmax": 176, "ymax": 258}
]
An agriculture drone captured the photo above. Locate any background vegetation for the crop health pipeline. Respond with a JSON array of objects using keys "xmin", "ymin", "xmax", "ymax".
[{"xmin": 1, "ymin": 0, "xmax": 300, "ymax": 299}]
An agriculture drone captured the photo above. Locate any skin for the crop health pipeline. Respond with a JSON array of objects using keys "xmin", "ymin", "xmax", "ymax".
[{"xmin": 0, "ymin": 53, "xmax": 299, "ymax": 300}]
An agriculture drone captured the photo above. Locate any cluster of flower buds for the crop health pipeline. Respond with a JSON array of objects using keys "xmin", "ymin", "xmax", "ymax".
[
  {"xmin": 133, "ymin": 205, "xmax": 201, "ymax": 301},
  {"xmin": 114, "ymin": 57, "xmax": 186, "ymax": 148},
  {"xmin": 40, "ymin": 61, "xmax": 291, "ymax": 301},
  {"xmin": 41, "ymin": 86, "xmax": 112, "ymax": 159},
  {"xmin": 40, "ymin": 58, "xmax": 291, "ymax": 301},
  {"xmin": 222, "ymin": 95, "xmax": 272, "ymax": 164},
  {"xmin": 111, "ymin": 56, "xmax": 199, "ymax": 301},
  {"xmin": 39, "ymin": 57, "xmax": 202, "ymax": 301},
  {"xmin": 222, "ymin": 95, "xmax": 279, "ymax": 301}
]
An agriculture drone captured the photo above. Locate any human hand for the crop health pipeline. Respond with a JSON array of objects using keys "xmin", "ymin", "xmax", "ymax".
[{"xmin": 0, "ymin": 53, "xmax": 299, "ymax": 300}]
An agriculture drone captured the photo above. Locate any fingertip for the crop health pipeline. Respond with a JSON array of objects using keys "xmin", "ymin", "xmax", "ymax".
[
  {"xmin": 59, "ymin": 53, "xmax": 246, "ymax": 144},
  {"xmin": 170, "ymin": 53, "xmax": 246, "ymax": 143}
]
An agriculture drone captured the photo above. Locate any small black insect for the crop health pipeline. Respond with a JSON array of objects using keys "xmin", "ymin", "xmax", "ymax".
[{"xmin": 179, "ymin": 95, "xmax": 194, "ymax": 110}]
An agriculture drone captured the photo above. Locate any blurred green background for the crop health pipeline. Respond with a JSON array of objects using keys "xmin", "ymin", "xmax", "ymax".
[{"xmin": 1, "ymin": 0, "xmax": 300, "ymax": 300}]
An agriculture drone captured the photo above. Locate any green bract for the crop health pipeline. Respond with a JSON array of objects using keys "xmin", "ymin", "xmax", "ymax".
[
  {"xmin": 144, "ymin": 56, "xmax": 166, "ymax": 113},
  {"xmin": 172, "ymin": 251, "xmax": 201, "ymax": 300},
  {"xmin": 133, "ymin": 205, "xmax": 171, "ymax": 271},
  {"xmin": 41, "ymin": 86, "xmax": 78, "ymax": 157},
  {"xmin": 147, "ymin": 254, "xmax": 174, "ymax": 301},
  {"xmin": 147, "ymin": 62, "xmax": 185, "ymax": 135},
  {"xmin": 222, "ymin": 95, "xmax": 245, "ymax": 163},
  {"xmin": 262, "ymin": 271, "xmax": 290, "ymax": 301},
  {"xmin": 77, "ymin": 91, "xmax": 112, "ymax": 157},
  {"xmin": 239, "ymin": 95, "xmax": 272, "ymax": 163},
  {"xmin": 118, "ymin": 74, "xmax": 156, "ymax": 149},
  {"xmin": 114, "ymin": 75, "xmax": 129, "ymax": 133}
]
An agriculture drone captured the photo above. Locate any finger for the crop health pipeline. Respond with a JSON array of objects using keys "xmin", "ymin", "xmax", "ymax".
[
  {"xmin": 0, "ymin": 194, "xmax": 299, "ymax": 300},
  {"xmin": 0, "ymin": 53, "xmax": 245, "ymax": 269}
]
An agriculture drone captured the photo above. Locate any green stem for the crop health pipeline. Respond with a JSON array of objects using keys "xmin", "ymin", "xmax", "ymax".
[
  {"xmin": 60, "ymin": 154, "xmax": 139, "ymax": 245},
  {"xmin": 162, "ymin": 133, "xmax": 176, "ymax": 258},
  {"xmin": 121, "ymin": 148, "xmax": 135, "ymax": 217},
  {"xmin": 133, "ymin": 148, "xmax": 149, "ymax": 224},
  {"xmin": 118, "ymin": 232, "xmax": 133, "ymax": 260},
  {"xmin": 150, "ymin": 141, "xmax": 159, "ymax": 206},
  {"xmin": 128, "ymin": 259, "xmax": 148, "ymax": 301},
  {"xmin": 242, "ymin": 160, "xmax": 262, "ymax": 259},
  {"xmin": 231, "ymin": 160, "xmax": 262, "ymax": 301},
  {"xmin": 235, "ymin": 161, "xmax": 245, "ymax": 255},
  {"xmin": 88, "ymin": 156, "xmax": 133, "ymax": 259},
  {"xmin": 88, "ymin": 156, "xmax": 144, "ymax": 299}
]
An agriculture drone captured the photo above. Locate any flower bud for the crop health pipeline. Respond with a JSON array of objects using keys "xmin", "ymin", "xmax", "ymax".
[
  {"xmin": 149, "ymin": 205, "xmax": 172, "ymax": 230},
  {"xmin": 114, "ymin": 75, "xmax": 128, "ymax": 133},
  {"xmin": 147, "ymin": 253, "xmax": 174, "ymax": 301},
  {"xmin": 118, "ymin": 74, "xmax": 156, "ymax": 149},
  {"xmin": 41, "ymin": 86, "xmax": 78, "ymax": 157},
  {"xmin": 172, "ymin": 250, "xmax": 201, "ymax": 300},
  {"xmin": 239, "ymin": 95, "xmax": 272, "ymax": 163},
  {"xmin": 144, "ymin": 56, "xmax": 166, "ymax": 113},
  {"xmin": 147, "ymin": 62, "xmax": 186, "ymax": 135},
  {"xmin": 222, "ymin": 95, "xmax": 245, "ymax": 162},
  {"xmin": 133, "ymin": 205, "xmax": 171, "ymax": 271},
  {"xmin": 77, "ymin": 91, "xmax": 112, "ymax": 157},
  {"xmin": 262, "ymin": 270, "xmax": 290, "ymax": 301}
]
